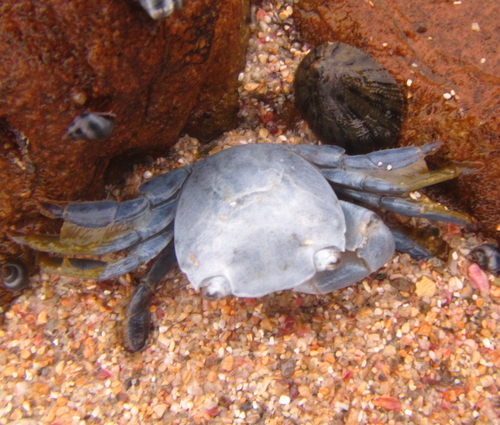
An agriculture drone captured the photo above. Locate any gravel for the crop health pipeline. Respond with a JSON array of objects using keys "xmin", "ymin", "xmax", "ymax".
[{"xmin": 1, "ymin": 1, "xmax": 500, "ymax": 424}]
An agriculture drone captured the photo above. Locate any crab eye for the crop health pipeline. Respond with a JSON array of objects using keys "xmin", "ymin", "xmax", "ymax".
[
  {"xmin": 200, "ymin": 275, "xmax": 231, "ymax": 300},
  {"xmin": 314, "ymin": 248, "xmax": 342, "ymax": 271}
]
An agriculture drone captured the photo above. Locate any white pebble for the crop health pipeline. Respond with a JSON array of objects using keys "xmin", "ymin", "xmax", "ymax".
[
  {"xmin": 443, "ymin": 93, "xmax": 452, "ymax": 100},
  {"xmin": 480, "ymin": 58, "xmax": 486, "ymax": 64},
  {"xmin": 386, "ymin": 164, "xmax": 393, "ymax": 171},
  {"xmin": 471, "ymin": 22, "xmax": 480, "ymax": 31},
  {"xmin": 483, "ymin": 338, "xmax": 492, "ymax": 349},
  {"xmin": 409, "ymin": 191, "xmax": 422, "ymax": 200},
  {"xmin": 279, "ymin": 395, "xmax": 291, "ymax": 405},
  {"xmin": 143, "ymin": 170, "xmax": 153, "ymax": 179},
  {"xmin": 406, "ymin": 79, "xmax": 413, "ymax": 87}
]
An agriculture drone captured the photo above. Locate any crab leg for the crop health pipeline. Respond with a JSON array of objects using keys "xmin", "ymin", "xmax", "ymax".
[
  {"xmin": 335, "ymin": 187, "xmax": 473, "ymax": 226},
  {"xmin": 321, "ymin": 161, "xmax": 477, "ymax": 195},
  {"xmin": 390, "ymin": 229, "xmax": 432, "ymax": 259},
  {"xmin": 11, "ymin": 166, "xmax": 190, "ymax": 256},
  {"xmin": 124, "ymin": 243, "xmax": 177, "ymax": 352},
  {"xmin": 292, "ymin": 141, "xmax": 440, "ymax": 169},
  {"xmin": 294, "ymin": 141, "xmax": 480, "ymax": 195},
  {"xmin": 11, "ymin": 199, "xmax": 176, "ymax": 255},
  {"xmin": 35, "ymin": 228, "xmax": 174, "ymax": 280},
  {"xmin": 138, "ymin": 166, "xmax": 191, "ymax": 205}
]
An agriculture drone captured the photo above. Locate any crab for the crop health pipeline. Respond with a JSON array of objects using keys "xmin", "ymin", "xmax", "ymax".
[{"xmin": 10, "ymin": 141, "xmax": 475, "ymax": 351}]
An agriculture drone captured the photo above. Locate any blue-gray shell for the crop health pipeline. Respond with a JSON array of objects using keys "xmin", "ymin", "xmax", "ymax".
[{"xmin": 174, "ymin": 144, "xmax": 347, "ymax": 297}]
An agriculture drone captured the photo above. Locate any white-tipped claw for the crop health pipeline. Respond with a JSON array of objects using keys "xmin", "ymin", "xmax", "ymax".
[
  {"xmin": 200, "ymin": 275, "xmax": 232, "ymax": 300},
  {"xmin": 314, "ymin": 248, "xmax": 342, "ymax": 271}
]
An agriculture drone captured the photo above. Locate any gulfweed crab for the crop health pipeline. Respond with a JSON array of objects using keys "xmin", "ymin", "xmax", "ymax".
[{"xmin": 10, "ymin": 141, "xmax": 475, "ymax": 351}]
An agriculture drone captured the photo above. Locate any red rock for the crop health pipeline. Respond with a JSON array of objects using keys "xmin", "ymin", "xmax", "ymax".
[
  {"xmin": 0, "ymin": 0, "xmax": 250, "ymax": 288},
  {"xmin": 294, "ymin": 0, "xmax": 500, "ymax": 236}
]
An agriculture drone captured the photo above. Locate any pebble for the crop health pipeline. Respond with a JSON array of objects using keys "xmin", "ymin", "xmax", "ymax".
[
  {"xmin": 279, "ymin": 395, "xmax": 291, "ymax": 405},
  {"xmin": 153, "ymin": 404, "xmax": 168, "ymax": 419},
  {"xmin": 415, "ymin": 276, "xmax": 437, "ymax": 297}
]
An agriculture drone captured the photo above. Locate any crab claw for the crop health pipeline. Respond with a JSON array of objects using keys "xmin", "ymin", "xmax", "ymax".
[
  {"xmin": 314, "ymin": 248, "xmax": 342, "ymax": 271},
  {"xmin": 200, "ymin": 276, "xmax": 232, "ymax": 300}
]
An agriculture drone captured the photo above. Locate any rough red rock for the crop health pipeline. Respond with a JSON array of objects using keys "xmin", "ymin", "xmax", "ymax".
[
  {"xmin": 0, "ymin": 0, "xmax": 250, "ymax": 272},
  {"xmin": 294, "ymin": 0, "xmax": 500, "ymax": 236}
]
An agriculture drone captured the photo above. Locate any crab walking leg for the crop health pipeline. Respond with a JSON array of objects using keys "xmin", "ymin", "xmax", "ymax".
[
  {"xmin": 124, "ymin": 243, "xmax": 177, "ymax": 352},
  {"xmin": 41, "ymin": 165, "xmax": 189, "ymax": 224},
  {"xmin": 334, "ymin": 187, "xmax": 474, "ymax": 226},
  {"xmin": 390, "ymin": 229, "xmax": 432, "ymax": 259},
  {"xmin": 292, "ymin": 141, "xmax": 441, "ymax": 169},
  {"xmin": 11, "ymin": 200, "xmax": 176, "ymax": 255},
  {"xmin": 138, "ymin": 166, "xmax": 191, "ymax": 205},
  {"xmin": 295, "ymin": 201, "xmax": 395, "ymax": 295},
  {"xmin": 321, "ymin": 161, "xmax": 477, "ymax": 195},
  {"xmin": 35, "ymin": 229, "xmax": 174, "ymax": 280},
  {"xmin": 293, "ymin": 141, "xmax": 480, "ymax": 195},
  {"xmin": 11, "ymin": 166, "xmax": 190, "ymax": 256}
]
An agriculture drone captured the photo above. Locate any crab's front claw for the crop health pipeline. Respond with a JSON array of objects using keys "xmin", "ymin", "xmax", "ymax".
[
  {"xmin": 200, "ymin": 276, "xmax": 232, "ymax": 300},
  {"xmin": 296, "ymin": 201, "xmax": 395, "ymax": 295},
  {"xmin": 1, "ymin": 260, "xmax": 29, "ymax": 291}
]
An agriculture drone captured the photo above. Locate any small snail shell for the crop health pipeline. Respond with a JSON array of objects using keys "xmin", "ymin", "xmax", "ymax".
[
  {"xmin": 138, "ymin": 0, "xmax": 183, "ymax": 19},
  {"xmin": 469, "ymin": 244, "xmax": 500, "ymax": 274},
  {"xmin": 67, "ymin": 112, "xmax": 115, "ymax": 140},
  {"xmin": 294, "ymin": 42, "xmax": 404, "ymax": 155},
  {"xmin": 1, "ymin": 261, "xmax": 29, "ymax": 291}
]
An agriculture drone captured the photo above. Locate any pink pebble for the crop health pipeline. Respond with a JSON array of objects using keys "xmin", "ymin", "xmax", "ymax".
[{"xmin": 468, "ymin": 263, "xmax": 490, "ymax": 297}]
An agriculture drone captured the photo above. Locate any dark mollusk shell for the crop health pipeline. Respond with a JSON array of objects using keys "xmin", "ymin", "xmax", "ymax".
[
  {"xmin": 67, "ymin": 112, "xmax": 115, "ymax": 140},
  {"xmin": 1, "ymin": 261, "xmax": 29, "ymax": 291},
  {"xmin": 294, "ymin": 42, "xmax": 404, "ymax": 155},
  {"xmin": 470, "ymin": 244, "xmax": 500, "ymax": 274},
  {"xmin": 138, "ymin": 0, "xmax": 183, "ymax": 19}
]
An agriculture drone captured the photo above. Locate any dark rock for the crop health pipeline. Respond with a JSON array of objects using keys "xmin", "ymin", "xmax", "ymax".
[
  {"xmin": 294, "ymin": 0, "xmax": 500, "ymax": 236},
  {"xmin": 0, "ymin": 0, "xmax": 250, "ymax": 286}
]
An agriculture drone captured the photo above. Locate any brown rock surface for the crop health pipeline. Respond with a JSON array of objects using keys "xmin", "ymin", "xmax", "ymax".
[
  {"xmin": 0, "ymin": 0, "xmax": 250, "ymax": 267},
  {"xmin": 294, "ymin": 0, "xmax": 500, "ymax": 236}
]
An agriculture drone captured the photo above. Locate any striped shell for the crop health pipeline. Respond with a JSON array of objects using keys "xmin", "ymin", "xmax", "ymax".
[
  {"xmin": 294, "ymin": 42, "xmax": 404, "ymax": 155},
  {"xmin": 0, "ymin": 261, "xmax": 28, "ymax": 291},
  {"xmin": 138, "ymin": 0, "xmax": 183, "ymax": 19},
  {"xmin": 67, "ymin": 112, "xmax": 115, "ymax": 140}
]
